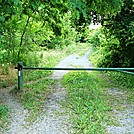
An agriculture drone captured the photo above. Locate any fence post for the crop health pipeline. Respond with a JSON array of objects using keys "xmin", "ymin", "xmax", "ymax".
[{"xmin": 18, "ymin": 62, "xmax": 23, "ymax": 91}]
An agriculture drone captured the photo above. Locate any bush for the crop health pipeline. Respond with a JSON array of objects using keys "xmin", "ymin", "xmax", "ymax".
[{"xmin": 103, "ymin": 0, "xmax": 134, "ymax": 67}]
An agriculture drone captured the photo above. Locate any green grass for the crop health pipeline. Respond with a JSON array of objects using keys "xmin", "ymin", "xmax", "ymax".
[
  {"xmin": 12, "ymin": 78, "xmax": 56, "ymax": 111},
  {"xmin": 23, "ymin": 43, "xmax": 90, "ymax": 82},
  {"xmin": 0, "ymin": 43, "xmax": 91, "ymax": 126},
  {"xmin": 10, "ymin": 43, "xmax": 90, "ymax": 109},
  {"xmin": 62, "ymin": 71, "xmax": 111, "ymax": 134},
  {"xmin": 0, "ymin": 105, "xmax": 9, "ymax": 129},
  {"xmin": 90, "ymin": 47, "xmax": 134, "ymax": 132},
  {"xmin": 104, "ymin": 71, "xmax": 134, "ymax": 104},
  {"xmin": 105, "ymin": 71, "xmax": 134, "ymax": 90},
  {"xmin": 20, "ymin": 43, "xmax": 90, "ymax": 110}
]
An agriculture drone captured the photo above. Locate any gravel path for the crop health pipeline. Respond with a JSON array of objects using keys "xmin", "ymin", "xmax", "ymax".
[
  {"xmin": 0, "ymin": 50, "xmax": 92, "ymax": 134},
  {"xmin": 1, "ymin": 50, "xmax": 133, "ymax": 134},
  {"xmin": 0, "ymin": 86, "xmax": 29, "ymax": 134},
  {"xmin": 107, "ymin": 88, "xmax": 134, "ymax": 134},
  {"xmin": 51, "ymin": 50, "xmax": 93, "ymax": 79}
]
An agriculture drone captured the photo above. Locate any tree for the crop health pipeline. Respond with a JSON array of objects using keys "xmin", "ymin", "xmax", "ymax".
[
  {"xmin": 0, "ymin": 0, "xmax": 124, "ymax": 64},
  {"xmin": 103, "ymin": 0, "xmax": 134, "ymax": 67},
  {"xmin": 0, "ymin": 0, "xmax": 71, "ymax": 62}
]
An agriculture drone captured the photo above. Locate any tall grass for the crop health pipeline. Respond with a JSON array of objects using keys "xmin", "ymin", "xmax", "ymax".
[
  {"xmin": 62, "ymin": 71, "xmax": 110, "ymax": 134},
  {"xmin": 23, "ymin": 43, "xmax": 90, "ymax": 82}
]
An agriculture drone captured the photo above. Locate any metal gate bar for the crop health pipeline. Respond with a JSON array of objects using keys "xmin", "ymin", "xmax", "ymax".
[{"xmin": 15, "ymin": 62, "xmax": 134, "ymax": 91}]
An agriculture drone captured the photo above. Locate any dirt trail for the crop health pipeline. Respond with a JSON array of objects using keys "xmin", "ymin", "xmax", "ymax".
[
  {"xmin": 107, "ymin": 88, "xmax": 134, "ymax": 134},
  {"xmin": 1, "ymin": 50, "xmax": 133, "ymax": 134},
  {"xmin": 1, "ymin": 50, "xmax": 92, "ymax": 134},
  {"xmin": 0, "ymin": 86, "xmax": 29, "ymax": 134},
  {"xmin": 52, "ymin": 50, "xmax": 92, "ymax": 79}
]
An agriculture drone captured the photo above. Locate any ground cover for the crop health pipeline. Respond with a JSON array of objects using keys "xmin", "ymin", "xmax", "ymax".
[{"xmin": 0, "ymin": 43, "xmax": 90, "ymax": 131}]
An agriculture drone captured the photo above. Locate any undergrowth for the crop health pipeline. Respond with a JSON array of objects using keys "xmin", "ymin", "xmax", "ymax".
[
  {"xmin": 62, "ymin": 71, "xmax": 111, "ymax": 134},
  {"xmin": 105, "ymin": 71, "xmax": 134, "ymax": 90},
  {"xmin": 23, "ymin": 43, "xmax": 89, "ymax": 82}
]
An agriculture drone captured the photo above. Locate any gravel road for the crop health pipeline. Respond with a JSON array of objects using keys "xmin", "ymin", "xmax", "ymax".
[
  {"xmin": 107, "ymin": 88, "xmax": 134, "ymax": 134},
  {"xmin": 1, "ymin": 50, "xmax": 133, "ymax": 134},
  {"xmin": 0, "ymin": 50, "xmax": 92, "ymax": 134}
]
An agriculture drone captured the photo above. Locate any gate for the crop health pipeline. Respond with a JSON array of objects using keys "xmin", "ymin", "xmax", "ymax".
[{"xmin": 15, "ymin": 62, "xmax": 134, "ymax": 91}]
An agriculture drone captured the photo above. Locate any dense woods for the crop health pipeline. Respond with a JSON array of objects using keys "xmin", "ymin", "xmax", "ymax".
[
  {"xmin": 1, "ymin": 0, "xmax": 133, "ymax": 68},
  {"xmin": 100, "ymin": 0, "xmax": 134, "ymax": 67}
]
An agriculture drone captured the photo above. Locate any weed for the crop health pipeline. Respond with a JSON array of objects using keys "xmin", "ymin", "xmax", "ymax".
[
  {"xmin": 62, "ymin": 71, "xmax": 111, "ymax": 134},
  {"xmin": 0, "ymin": 66, "xmax": 17, "ymax": 89},
  {"xmin": 105, "ymin": 71, "xmax": 134, "ymax": 90}
]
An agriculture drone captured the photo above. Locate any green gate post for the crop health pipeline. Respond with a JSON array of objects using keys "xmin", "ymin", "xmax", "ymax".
[{"xmin": 18, "ymin": 62, "xmax": 23, "ymax": 91}]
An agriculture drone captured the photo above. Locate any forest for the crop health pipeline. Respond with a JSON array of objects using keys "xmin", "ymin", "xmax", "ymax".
[
  {"xmin": 0, "ymin": 0, "xmax": 134, "ymax": 133},
  {"xmin": 0, "ymin": 0, "xmax": 133, "ymax": 67}
]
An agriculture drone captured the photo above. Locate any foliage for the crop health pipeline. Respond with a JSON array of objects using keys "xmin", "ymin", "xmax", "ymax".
[
  {"xmin": 0, "ymin": 43, "xmax": 89, "ymax": 90},
  {"xmin": 0, "ymin": 65, "xmax": 17, "ymax": 88},
  {"xmin": 0, "ymin": 0, "xmax": 74, "ymax": 63},
  {"xmin": 62, "ymin": 72, "xmax": 110, "ymax": 133},
  {"xmin": 103, "ymin": 0, "xmax": 134, "ymax": 67},
  {"xmin": 87, "ymin": 28, "xmax": 105, "ymax": 49},
  {"xmin": 89, "ymin": 28, "xmax": 121, "ymax": 67},
  {"xmin": 87, "ymin": 0, "xmax": 133, "ymax": 68},
  {"xmin": 0, "ymin": 0, "xmax": 124, "ymax": 64},
  {"xmin": 89, "ymin": 21, "xmax": 133, "ymax": 68},
  {"xmin": 70, "ymin": 0, "xmax": 123, "ymax": 28}
]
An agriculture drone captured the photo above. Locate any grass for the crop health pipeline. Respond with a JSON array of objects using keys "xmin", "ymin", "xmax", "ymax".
[
  {"xmin": 89, "ymin": 45, "xmax": 134, "ymax": 132},
  {"xmin": 10, "ymin": 78, "xmax": 57, "ymax": 124},
  {"xmin": 0, "ymin": 43, "xmax": 90, "ymax": 88},
  {"xmin": 23, "ymin": 43, "xmax": 90, "ymax": 82},
  {"xmin": 9, "ymin": 43, "xmax": 91, "ymax": 113},
  {"xmin": 61, "ymin": 71, "xmax": 134, "ymax": 133},
  {"xmin": 62, "ymin": 71, "xmax": 111, "ymax": 134},
  {"xmin": 22, "ymin": 78, "xmax": 56, "ymax": 111},
  {"xmin": 105, "ymin": 71, "xmax": 134, "ymax": 90},
  {"xmin": 0, "ymin": 104, "xmax": 9, "ymax": 130},
  {"xmin": 17, "ymin": 43, "xmax": 91, "ymax": 108},
  {"xmin": 20, "ymin": 43, "xmax": 90, "ymax": 110},
  {"xmin": 0, "ymin": 43, "xmax": 90, "ymax": 86},
  {"xmin": 104, "ymin": 71, "xmax": 134, "ymax": 108},
  {"xmin": 0, "ymin": 66, "xmax": 17, "ymax": 89},
  {"xmin": 0, "ymin": 43, "xmax": 91, "ymax": 127}
]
